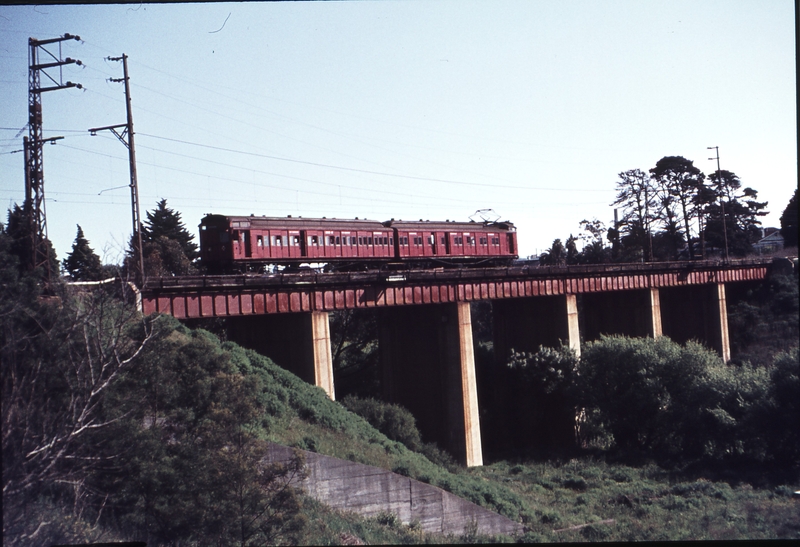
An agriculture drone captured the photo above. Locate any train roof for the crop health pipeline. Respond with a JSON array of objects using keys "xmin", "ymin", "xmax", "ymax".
[
  {"xmin": 200, "ymin": 214, "xmax": 387, "ymax": 230},
  {"xmin": 382, "ymin": 219, "xmax": 516, "ymax": 232},
  {"xmin": 200, "ymin": 214, "xmax": 515, "ymax": 232}
]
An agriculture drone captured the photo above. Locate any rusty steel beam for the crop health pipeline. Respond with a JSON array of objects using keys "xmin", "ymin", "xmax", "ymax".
[{"xmin": 141, "ymin": 261, "xmax": 771, "ymax": 319}]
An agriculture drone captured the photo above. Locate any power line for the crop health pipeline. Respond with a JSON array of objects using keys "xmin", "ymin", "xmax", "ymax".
[{"xmin": 136, "ymin": 133, "xmax": 608, "ymax": 192}]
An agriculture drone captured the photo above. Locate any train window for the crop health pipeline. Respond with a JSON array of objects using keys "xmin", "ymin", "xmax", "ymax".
[
  {"xmin": 441, "ymin": 237, "xmax": 446, "ymax": 245},
  {"xmin": 389, "ymin": 237, "xmax": 394, "ymax": 245},
  {"xmin": 257, "ymin": 236, "xmax": 263, "ymax": 247},
  {"xmin": 492, "ymin": 237, "xmax": 500, "ymax": 245},
  {"xmin": 335, "ymin": 236, "xmax": 340, "ymax": 245},
  {"xmin": 479, "ymin": 237, "xmax": 487, "ymax": 245},
  {"xmin": 455, "ymin": 236, "xmax": 463, "ymax": 245},
  {"xmin": 368, "ymin": 237, "xmax": 373, "ymax": 245},
  {"xmin": 310, "ymin": 236, "xmax": 319, "ymax": 245},
  {"xmin": 401, "ymin": 237, "xmax": 408, "ymax": 245},
  {"xmin": 292, "ymin": 236, "xmax": 300, "ymax": 245},
  {"xmin": 467, "ymin": 236, "xmax": 475, "ymax": 245},
  {"xmin": 428, "ymin": 235, "xmax": 435, "ymax": 245}
]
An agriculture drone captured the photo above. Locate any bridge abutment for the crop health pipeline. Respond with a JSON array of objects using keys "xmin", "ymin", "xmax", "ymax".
[
  {"xmin": 378, "ymin": 302, "xmax": 483, "ymax": 467},
  {"xmin": 226, "ymin": 311, "xmax": 336, "ymax": 399}
]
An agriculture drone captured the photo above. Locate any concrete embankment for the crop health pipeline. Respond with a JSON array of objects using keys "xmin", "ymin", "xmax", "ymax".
[{"xmin": 264, "ymin": 442, "xmax": 524, "ymax": 537}]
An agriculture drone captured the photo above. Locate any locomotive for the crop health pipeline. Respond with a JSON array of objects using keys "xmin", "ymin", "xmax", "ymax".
[{"xmin": 199, "ymin": 214, "xmax": 518, "ymax": 273}]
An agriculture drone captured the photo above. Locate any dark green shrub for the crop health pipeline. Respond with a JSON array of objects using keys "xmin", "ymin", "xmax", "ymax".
[
  {"xmin": 749, "ymin": 348, "xmax": 800, "ymax": 465},
  {"xmin": 505, "ymin": 344, "xmax": 580, "ymax": 453},
  {"xmin": 340, "ymin": 395, "xmax": 423, "ymax": 451},
  {"xmin": 577, "ymin": 335, "xmax": 778, "ymax": 462}
]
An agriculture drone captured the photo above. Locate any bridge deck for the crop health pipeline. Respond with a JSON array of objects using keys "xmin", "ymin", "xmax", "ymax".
[{"xmin": 141, "ymin": 259, "xmax": 772, "ymax": 319}]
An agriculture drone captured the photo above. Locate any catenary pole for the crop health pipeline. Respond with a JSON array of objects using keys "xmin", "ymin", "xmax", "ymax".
[
  {"xmin": 707, "ymin": 146, "xmax": 729, "ymax": 261},
  {"xmin": 89, "ymin": 54, "xmax": 145, "ymax": 283}
]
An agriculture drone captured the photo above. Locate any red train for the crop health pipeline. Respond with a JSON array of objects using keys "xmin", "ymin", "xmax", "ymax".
[{"xmin": 199, "ymin": 214, "xmax": 518, "ymax": 272}]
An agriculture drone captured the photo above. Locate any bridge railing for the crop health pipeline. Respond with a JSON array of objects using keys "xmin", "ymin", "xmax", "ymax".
[{"xmin": 141, "ymin": 258, "xmax": 776, "ymax": 291}]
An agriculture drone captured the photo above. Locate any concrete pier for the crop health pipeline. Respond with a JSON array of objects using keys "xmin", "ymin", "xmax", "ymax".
[
  {"xmin": 378, "ymin": 302, "xmax": 483, "ymax": 467},
  {"xmin": 659, "ymin": 283, "xmax": 730, "ymax": 362},
  {"xmin": 227, "ymin": 311, "xmax": 336, "ymax": 399}
]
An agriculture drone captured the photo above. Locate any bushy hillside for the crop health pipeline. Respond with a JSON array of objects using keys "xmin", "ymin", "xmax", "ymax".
[{"xmin": 1, "ymin": 264, "xmax": 530, "ymax": 545}]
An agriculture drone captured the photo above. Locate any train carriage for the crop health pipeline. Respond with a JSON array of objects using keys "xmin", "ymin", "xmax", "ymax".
[
  {"xmin": 199, "ymin": 214, "xmax": 517, "ymax": 273},
  {"xmin": 382, "ymin": 219, "xmax": 517, "ymax": 266}
]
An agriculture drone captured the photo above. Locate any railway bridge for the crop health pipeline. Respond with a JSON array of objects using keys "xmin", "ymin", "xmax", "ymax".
[{"xmin": 141, "ymin": 258, "xmax": 776, "ymax": 466}]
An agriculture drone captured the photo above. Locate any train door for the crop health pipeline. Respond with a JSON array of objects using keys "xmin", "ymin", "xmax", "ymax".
[
  {"xmin": 449, "ymin": 232, "xmax": 463, "ymax": 256},
  {"xmin": 299, "ymin": 231, "xmax": 308, "ymax": 258},
  {"xmin": 440, "ymin": 232, "xmax": 450, "ymax": 256},
  {"xmin": 267, "ymin": 231, "xmax": 283, "ymax": 260},
  {"xmin": 507, "ymin": 233, "xmax": 516, "ymax": 255},
  {"xmin": 232, "ymin": 231, "xmax": 241, "ymax": 258},
  {"xmin": 323, "ymin": 231, "xmax": 334, "ymax": 259},
  {"xmin": 243, "ymin": 230, "xmax": 252, "ymax": 258},
  {"xmin": 463, "ymin": 232, "xmax": 476, "ymax": 258},
  {"xmin": 428, "ymin": 232, "xmax": 437, "ymax": 256},
  {"xmin": 340, "ymin": 232, "xmax": 351, "ymax": 258}
]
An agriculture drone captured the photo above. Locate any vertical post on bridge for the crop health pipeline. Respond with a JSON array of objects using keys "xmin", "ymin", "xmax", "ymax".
[
  {"xmin": 658, "ymin": 283, "xmax": 731, "ymax": 362},
  {"xmin": 379, "ymin": 302, "xmax": 483, "ymax": 467},
  {"xmin": 225, "ymin": 311, "xmax": 335, "ymax": 400},
  {"xmin": 310, "ymin": 311, "xmax": 336, "ymax": 400}
]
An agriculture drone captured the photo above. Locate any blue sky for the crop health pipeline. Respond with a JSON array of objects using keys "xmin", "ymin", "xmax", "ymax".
[{"xmin": 0, "ymin": 0, "xmax": 795, "ymax": 263}]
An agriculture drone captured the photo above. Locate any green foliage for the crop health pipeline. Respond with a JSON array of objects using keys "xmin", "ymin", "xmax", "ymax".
[
  {"xmin": 577, "ymin": 335, "xmax": 797, "ymax": 464},
  {"xmin": 728, "ymin": 272, "xmax": 799, "ymax": 366},
  {"xmin": 780, "ymin": 188, "xmax": 798, "ymax": 248},
  {"xmin": 330, "ymin": 309, "xmax": 381, "ymax": 398},
  {"xmin": 341, "ymin": 395, "xmax": 423, "ymax": 450},
  {"xmin": 504, "ymin": 344, "xmax": 580, "ymax": 454},
  {"xmin": 62, "ymin": 224, "xmax": 104, "ymax": 280},
  {"xmin": 539, "ymin": 238, "xmax": 566, "ymax": 265},
  {"xmin": 3, "ymin": 205, "xmax": 59, "ymax": 280},
  {"xmin": 128, "ymin": 199, "xmax": 199, "ymax": 277},
  {"xmin": 476, "ymin": 457, "xmax": 800, "ymax": 541},
  {"xmin": 142, "ymin": 198, "xmax": 198, "ymax": 260}
]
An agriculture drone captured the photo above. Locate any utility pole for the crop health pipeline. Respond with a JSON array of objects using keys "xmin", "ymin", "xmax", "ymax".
[
  {"xmin": 27, "ymin": 33, "xmax": 82, "ymax": 279},
  {"xmin": 89, "ymin": 54, "xmax": 145, "ymax": 283},
  {"xmin": 707, "ymin": 146, "xmax": 729, "ymax": 261}
]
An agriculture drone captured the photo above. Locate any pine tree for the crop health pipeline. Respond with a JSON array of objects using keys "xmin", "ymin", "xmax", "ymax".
[
  {"xmin": 63, "ymin": 225, "xmax": 103, "ymax": 281},
  {"xmin": 142, "ymin": 199, "xmax": 198, "ymax": 260}
]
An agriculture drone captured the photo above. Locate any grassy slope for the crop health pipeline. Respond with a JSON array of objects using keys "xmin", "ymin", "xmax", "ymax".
[
  {"xmin": 211, "ymin": 329, "xmax": 800, "ymax": 542},
  {"xmin": 217, "ymin": 336, "xmax": 531, "ymax": 524}
]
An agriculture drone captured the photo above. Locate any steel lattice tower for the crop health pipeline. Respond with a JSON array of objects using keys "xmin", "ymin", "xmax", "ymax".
[{"xmin": 25, "ymin": 33, "xmax": 81, "ymax": 277}]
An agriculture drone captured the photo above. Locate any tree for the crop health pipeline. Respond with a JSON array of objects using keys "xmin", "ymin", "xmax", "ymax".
[
  {"xmin": 539, "ymin": 238, "xmax": 566, "ymax": 266},
  {"xmin": 142, "ymin": 198, "xmax": 198, "ymax": 260},
  {"xmin": 1, "ymin": 240, "xmax": 154, "ymax": 542},
  {"xmin": 565, "ymin": 235, "xmax": 580, "ymax": 265},
  {"xmin": 62, "ymin": 225, "xmax": 103, "ymax": 281},
  {"xmin": 107, "ymin": 322, "xmax": 307, "ymax": 545},
  {"xmin": 780, "ymin": 189, "xmax": 797, "ymax": 248},
  {"xmin": 576, "ymin": 335, "xmax": 772, "ymax": 461},
  {"xmin": 650, "ymin": 156, "xmax": 705, "ymax": 259},
  {"xmin": 127, "ymin": 200, "xmax": 199, "ymax": 277},
  {"xmin": 703, "ymin": 170, "xmax": 768, "ymax": 257},
  {"xmin": 576, "ymin": 219, "xmax": 612, "ymax": 264},
  {"xmin": 330, "ymin": 309, "xmax": 380, "ymax": 398},
  {"xmin": 611, "ymin": 169, "xmax": 657, "ymax": 261},
  {"xmin": 506, "ymin": 344, "xmax": 580, "ymax": 453},
  {"xmin": 3, "ymin": 205, "xmax": 58, "ymax": 280}
]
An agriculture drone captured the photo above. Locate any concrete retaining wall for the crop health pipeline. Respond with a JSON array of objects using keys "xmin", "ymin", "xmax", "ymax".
[{"xmin": 263, "ymin": 442, "xmax": 524, "ymax": 537}]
